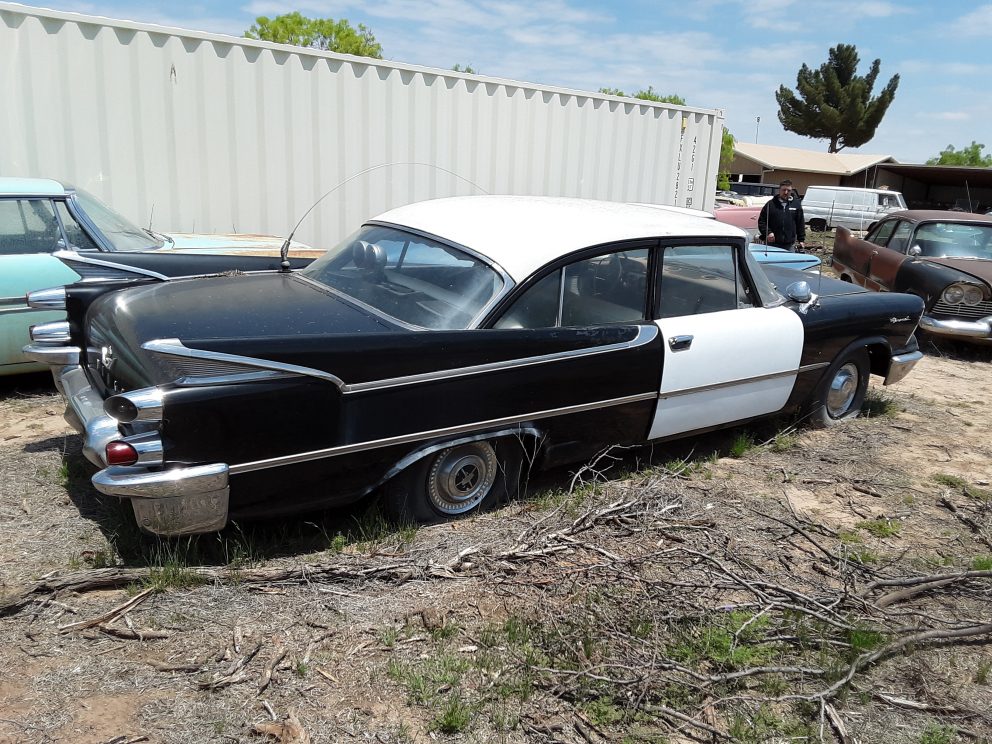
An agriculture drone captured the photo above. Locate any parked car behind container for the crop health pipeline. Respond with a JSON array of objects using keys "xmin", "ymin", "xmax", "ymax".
[
  {"xmin": 803, "ymin": 186, "xmax": 905, "ymax": 232},
  {"xmin": 0, "ymin": 177, "xmax": 317, "ymax": 375},
  {"xmin": 832, "ymin": 210, "xmax": 992, "ymax": 344},
  {"xmin": 25, "ymin": 196, "xmax": 923, "ymax": 536}
]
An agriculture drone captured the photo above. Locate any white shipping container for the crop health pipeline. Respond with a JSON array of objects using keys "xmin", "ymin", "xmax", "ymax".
[{"xmin": 0, "ymin": 2, "xmax": 725, "ymax": 248}]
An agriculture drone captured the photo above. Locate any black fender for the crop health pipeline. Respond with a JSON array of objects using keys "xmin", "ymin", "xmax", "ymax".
[{"xmin": 894, "ymin": 260, "xmax": 990, "ymax": 308}]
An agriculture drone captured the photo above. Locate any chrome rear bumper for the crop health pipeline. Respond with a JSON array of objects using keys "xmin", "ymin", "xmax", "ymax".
[{"xmin": 54, "ymin": 364, "xmax": 230, "ymax": 536}]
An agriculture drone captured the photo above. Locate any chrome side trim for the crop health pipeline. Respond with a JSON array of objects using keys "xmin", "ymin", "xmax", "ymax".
[
  {"xmin": 144, "ymin": 325, "xmax": 658, "ymax": 393},
  {"xmin": 884, "ymin": 350, "xmax": 923, "ymax": 386},
  {"xmin": 26, "ymin": 286, "xmax": 67, "ymax": 310},
  {"xmin": 658, "ymin": 363, "xmax": 824, "ymax": 400},
  {"xmin": 29, "ymin": 321, "xmax": 71, "ymax": 345},
  {"xmin": 53, "ymin": 250, "xmax": 171, "ymax": 281},
  {"xmin": 141, "ymin": 338, "xmax": 347, "ymax": 388},
  {"xmin": 0, "ymin": 295, "xmax": 27, "ymax": 308},
  {"xmin": 347, "ymin": 325, "xmax": 660, "ymax": 393},
  {"xmin": 22, "ymin": 343, "xmax": 80, "ymax": 366},
  {"xmin": 228, "ymin": 391, "xmax": 656, "ymax": 475}
]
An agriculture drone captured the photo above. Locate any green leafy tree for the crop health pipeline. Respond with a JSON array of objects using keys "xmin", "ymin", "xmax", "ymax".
[
  {"xmin": 599, "ymin": 86, "xmax": 686, "ymax": 106},
  {"xmin": 452, "ymin": 64, "xmax": 478, "ymax": 74},
  {"xmin": 775, "ymin": 43, "xmax": 898, "ymax": 152},
  {"xmin": 718, "ymin": 127, "xmax": 735, "ymax": 191},
  {"xmin": 926, "ymin": 141, "xmax": 992, "ymax": 167},
  {"xmin": 245, "ymin": 12, "xmax": 382, "ymax": 58}
]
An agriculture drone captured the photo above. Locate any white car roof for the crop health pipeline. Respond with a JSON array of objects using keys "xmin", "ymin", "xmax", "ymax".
[
  {"xmin": 373, "ymin": 196, "xmax": 745, "ymax": 282},
  {"xmin": 0, "ymin": 177, "xmax": 68, "ymax": 197}
]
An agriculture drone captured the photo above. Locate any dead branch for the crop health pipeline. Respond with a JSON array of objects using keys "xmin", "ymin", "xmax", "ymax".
[
  {"xmin": 58, "ymin": 588, "xmax": 154, "ymax": 633},
  {"xmin": 808, "ymin": 623, "xmax": 992, "ymax": 700},
  {"xmin": 1, "ymin": 560, "xmax": 428, "ymax": 617}
]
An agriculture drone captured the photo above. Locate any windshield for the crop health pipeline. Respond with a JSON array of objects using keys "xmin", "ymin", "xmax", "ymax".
[
  {"xmin": 913, "ymin": 222, "xmax": 992, "ymax": 259},
  {"xmin": 301, "ymin": 225, "xmax": 504, "ymax": 329},
  {"xmin": 73, "ymin": 189, "xmax": 165, "ymax": 251}
]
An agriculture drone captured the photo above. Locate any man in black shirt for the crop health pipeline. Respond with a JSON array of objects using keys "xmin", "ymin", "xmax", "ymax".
[{"xmin": 758, "ymin": 179, "xmax": 806, "ymax": 251}]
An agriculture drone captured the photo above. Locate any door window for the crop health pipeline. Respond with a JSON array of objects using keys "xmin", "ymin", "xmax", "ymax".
[
  {"xmin": 866, "ymin": 220, "xmax": 897, "ymax": 246},
  {"xmin": 55, "ymin": 201, "xmax": 100, "ymax": 251},
  {"xmin": 0, "ymin": 199, "xmax": 62, "ymax": 256},
  {"xmin": 657, "ymin": 245, "xmax": 750, "ymax": 318},
  {"xmin": 494, "ymin": 248, "xmax": 649, "ymax": 328},
  {"xmin": 887, "ymin": 221, "xmax": 913, "ymax": 253}
]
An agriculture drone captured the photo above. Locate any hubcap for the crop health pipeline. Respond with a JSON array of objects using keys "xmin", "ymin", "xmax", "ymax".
[
  {"xmin": 826, "ymin": 362, "xmax": 859, "ymax": 418},
  {"xmin": 427, "ymin": 442, "xmax": 498, "ymax": 515}
]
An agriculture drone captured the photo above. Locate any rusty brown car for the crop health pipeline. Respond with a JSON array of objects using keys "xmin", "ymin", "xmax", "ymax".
[{"xmin": 832, "ymin": 210, "xmax": 992, "ymax": 344}]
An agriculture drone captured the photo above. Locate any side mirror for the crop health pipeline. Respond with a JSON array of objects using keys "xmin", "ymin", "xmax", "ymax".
[
  {"xmin": 785, "ymin": 280, "xmax": 813, "ymax": 303},
  {"xmin": 908, "ymin": 245, "xmax": 922, "ymax": 257}
]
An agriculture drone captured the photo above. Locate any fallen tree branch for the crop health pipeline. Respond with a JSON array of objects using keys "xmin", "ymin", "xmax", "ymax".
[
  {"xmin": 58, "ymin": 588, "xmax": 154, "ymax": 633},
  {"xmin": 1, "ymin": 560, "xmax": 428, "ymax": 617}
]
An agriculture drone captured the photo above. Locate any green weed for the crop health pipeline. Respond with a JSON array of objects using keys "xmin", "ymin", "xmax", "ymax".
[
  {"xmin": 729, "ymin": 432, "xmax": 755, "ymax": 458},
  {"xmin": 919, "ymin": 722, "xmax": 956, "ymax": 744},
  {"xmin": 972, "ymin": 556, "xmax": 992, "ymax": 571},
  {"xmin": 430, "ymin": 694, "xmax": 474, "ymax": 734},
  {"xmin": 861, "ymin": 389, "xmax": 902, "ymax": 418},
  {"xmin": 857, "ymin": 518, "xmax": 901, "ymax": 538}
]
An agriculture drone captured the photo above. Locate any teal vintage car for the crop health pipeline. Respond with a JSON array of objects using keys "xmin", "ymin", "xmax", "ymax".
[{"xmin": 0, "ymin": 177, "xmax": 319, "ymax": 376}]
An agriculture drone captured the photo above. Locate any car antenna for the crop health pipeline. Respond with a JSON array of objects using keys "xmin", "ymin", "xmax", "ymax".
[{"xmin": 278, "ymin": 162, "xmax": 489, "ymax": 272}]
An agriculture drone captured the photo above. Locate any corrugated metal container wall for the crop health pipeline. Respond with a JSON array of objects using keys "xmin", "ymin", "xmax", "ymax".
[{"xmin": 0, "ymin": 3, "xmax": 724, "ymax": 248}]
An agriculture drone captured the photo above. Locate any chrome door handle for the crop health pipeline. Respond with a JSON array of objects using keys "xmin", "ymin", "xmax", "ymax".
[{"xmin": 668, "ymin": 334, "xmax": 693, "ymax": 351}]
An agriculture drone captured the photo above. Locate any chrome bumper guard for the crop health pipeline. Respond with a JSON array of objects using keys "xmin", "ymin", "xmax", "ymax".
[
  {"xmin": 883, "ymin": 350, "xmax": 923, "ymax": 386},
  {"xmin": 93, "ymin": 464, "xmax": 230, "ymax": 536},
  {"xmin": 919, "ymin": 314, "xmax": 992, "ymax": 341}
]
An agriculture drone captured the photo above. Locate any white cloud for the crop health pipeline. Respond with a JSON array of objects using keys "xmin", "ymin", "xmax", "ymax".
[
  {"xmin": 930, "ymin": 112, "xmax": 970, "ymax": 121},
  {"xmin": 944, "ymin": 3, "xmax": 992, "ymax": 37}
]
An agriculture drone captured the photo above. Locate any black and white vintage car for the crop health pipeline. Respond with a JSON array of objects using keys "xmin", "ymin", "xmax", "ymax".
[{"xmin": 25, "ymin": 197, "xmax": 925, "ymax": 536}]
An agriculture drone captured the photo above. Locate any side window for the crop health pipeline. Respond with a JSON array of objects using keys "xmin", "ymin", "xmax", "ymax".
[
  {"xmin": 657, "ymin": 245, "xmax": 745, "ymax": 319},
  {"xmin": 867, "ymin": 220, "xmax": 898, "ymax": 246},
  {"xmin": 887, "ymin": 221, "xmax": 913, "ymax": 253},
  {"xmin": 494, "ymin": 247, "xmax": 650, "ymax": 329},
  {"xmin": 0, "ymin": 199, "xmax": 62, "ymax": 256},
  {"xmin": 55, "ymin": 202, "xmax": 100, "ymax": 251},
  {"xmin": 494, "ymin": 270, "xmax": 561, "ymax": 329},
  {"xmin": 561, "ymin": 249, "xmax": 648, "ymax": 326}
]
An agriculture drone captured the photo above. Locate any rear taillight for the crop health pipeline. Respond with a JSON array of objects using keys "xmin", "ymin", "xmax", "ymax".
[
  {"xmin": 105, "ymin": 432, "xmax": 164, "ymax": 467},
  {"xmin": 106, "ymin": 441, "xmax": 138, "ymax": 466}
]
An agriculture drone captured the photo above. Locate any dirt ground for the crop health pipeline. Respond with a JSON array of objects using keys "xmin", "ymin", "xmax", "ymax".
[{"xmin": 0, "ymin": 339, "xmax": 990, "ymax": 744}]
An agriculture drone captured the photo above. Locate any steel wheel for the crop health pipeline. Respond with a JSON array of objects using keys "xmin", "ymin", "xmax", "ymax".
[
  {"xmin": 825, "ymin": 362, "xmax": 860, "ymax": 418},
  {"xmin": 426, "ymin": 442, "xmax": 498, "ymax": 515},
  {"xmin": 806, "ymin": 347, "xmax": 870, "ymax": 429}
]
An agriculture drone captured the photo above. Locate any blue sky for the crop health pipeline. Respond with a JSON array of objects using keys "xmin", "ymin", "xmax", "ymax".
[{"xmin": 30, "ymin": 0, "xmax": 992, "ymax": 163}]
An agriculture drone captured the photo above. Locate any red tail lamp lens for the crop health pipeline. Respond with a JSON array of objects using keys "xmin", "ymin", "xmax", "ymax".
[{"xmin": 106, "ymin": 441, "xmax": 138, "ymax": 466}]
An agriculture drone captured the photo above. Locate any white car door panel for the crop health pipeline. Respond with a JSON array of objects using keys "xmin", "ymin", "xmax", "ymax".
[{"xmin": 649, "ymin": 305, "xmax": 803, "ymax": 439}]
